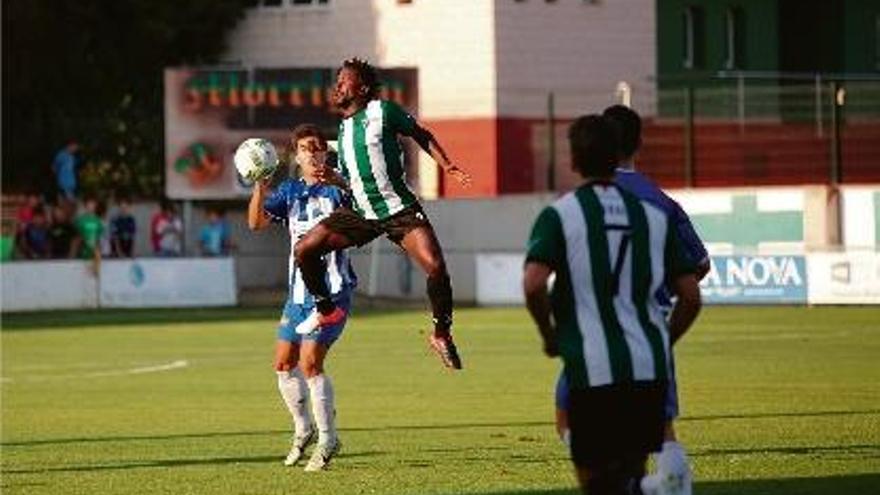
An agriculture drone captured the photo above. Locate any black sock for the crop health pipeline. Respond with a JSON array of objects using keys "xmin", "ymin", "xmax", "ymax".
[
  {"xmin": 300, "ymin": 253, "xmax": 335, "ymax": 315},
  {"xmin": 427, "ymin": 273, "xmax": 453, "ymax": 333}
]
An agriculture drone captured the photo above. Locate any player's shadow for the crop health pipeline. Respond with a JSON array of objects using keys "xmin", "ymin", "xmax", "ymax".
[
  {"xmin": 0, "ymin": 307, "xmax": 276, "ymax": 331},
  {"xmin": 461, "ymin": 472, "xmax": 880, "ymax": 495},
  {"xmin": 1, "ymin": 304, "xmax": 436, "ymax": 331},
  {"xmin": 2, "ymin": 450, "xmax": 386, "ymax": 475},
  {"xmin": 5, "ymin": 410, "xmax": 879, "ymax": 448}
]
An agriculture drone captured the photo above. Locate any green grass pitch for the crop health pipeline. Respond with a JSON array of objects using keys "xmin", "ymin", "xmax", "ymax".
[{"xmin": 2, "ymin": 305, "xmax": 879, "ymax": 494}]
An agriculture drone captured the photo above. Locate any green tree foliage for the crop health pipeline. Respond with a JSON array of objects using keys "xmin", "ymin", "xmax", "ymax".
[{"xmin": 2, "ymin": 0, "xmax": 250, "ymax": 198}]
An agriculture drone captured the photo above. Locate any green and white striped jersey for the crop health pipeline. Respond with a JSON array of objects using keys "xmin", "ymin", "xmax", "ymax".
[
  {"xmin": 526, "ymin": 183, "xmax": 696, "ymax": 389},
  {"xmin": 336, "ymin": 99, "xmax": 420, "ymax": 220}
]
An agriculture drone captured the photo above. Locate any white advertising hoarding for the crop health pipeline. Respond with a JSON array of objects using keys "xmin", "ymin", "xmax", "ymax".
[
  {"xmin": 99, "ymin": 258, "xmax": 237, "ymax": 308},
  {"xmin": 807, "ymin": 251, "xmax": 880, "ymax": 305},
  {"xmin": 476, "ymin": 253, "xmax": 525, "ymax": 305},
  {"xmin": 0, "ymin": 261, "xmax": 98, "ymax": 312}
]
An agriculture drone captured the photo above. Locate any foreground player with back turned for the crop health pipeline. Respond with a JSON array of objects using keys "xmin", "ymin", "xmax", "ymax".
[
  {"xmin": 553, "ymin": 105, "xmax": 711, "ymax": 494},
  {"xmin": 295, "ymin": 58, "xmax": 472, "ymax": 370},
  {"xmin": 523, "ymin": 115, "xmax": 702, "ymax": 495},
  {"xmin": 248, "ymin": 125, "xmax": 356, "ymax": 471}
]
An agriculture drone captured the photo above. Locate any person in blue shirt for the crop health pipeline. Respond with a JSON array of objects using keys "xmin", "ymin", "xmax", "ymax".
[
  {"xmin": 247, "ymin": 124, "xmax": 356, "ymax": 472},
  {"xmin": 553, "ymin": 106, "xmax": 710, "ymax": 494},
  {"xmin": 110, "ymin": 197, "xmax": 137, "ymax": 258},
  {"xmin": 199, "ymin": 207, "xmax": 231, "ymax": 256},
  {"xmin": 52, "ymin": 140, "xmax": 80, "ymax": 201}
]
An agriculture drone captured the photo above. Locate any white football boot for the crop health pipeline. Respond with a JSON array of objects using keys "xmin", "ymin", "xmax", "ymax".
[
  {"xmin": 641, "ymin": 441, "xmax": 693, "ymax": 495},
  {"xmin": 304, "ymin": 438, "xmax": 342, "ymax": 472},
  {"xmin": 283, "ymin": 428, "xmax": 316, "ymax": 466}
]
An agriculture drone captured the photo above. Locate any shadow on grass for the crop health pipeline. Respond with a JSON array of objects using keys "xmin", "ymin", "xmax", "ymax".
[
  {"xmin": 6, "ymin": 409, "xmax": 878, "ymax": 448},
  {"xmin": 465, "ymin": 473, "xmax": 880, "ymax": 495},
  {"xmin": 471, "ymin": 472, "xmax": 880, "ymax": 495},
  {"xmin": 2, "ymin": 450, "xmax": 385, "ymax": 475},
  {"xmin": 1, "ymin": 422, "xmax": 555, "ymax": 448},
  {"xmin": 0, "ymin": 304, "xmax": 423, "ymax": 332}
]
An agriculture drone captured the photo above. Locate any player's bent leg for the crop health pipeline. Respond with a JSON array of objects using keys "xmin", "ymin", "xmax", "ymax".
[
  {"xmin": 294, "ymin": 224, "xmax": 350, "ymax": 317},
  {"xmin": 399, "ymin": 225, "xmax": 461, "ymax": 370},
  {"xmin": 299, "ymin": 299, "xmax": 348, "ymax": 472},
  {"xmin": 302, "ymin": 347, "xmax": 341, "ymax": 472},
  {"xmin": 277, "ymin": 309, "xmax": 315, "ymax": 466}
]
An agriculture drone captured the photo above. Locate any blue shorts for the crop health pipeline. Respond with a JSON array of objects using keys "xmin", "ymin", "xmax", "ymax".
[
  {"xmin": 555, "ymin": 355, "xmax": 680, "ymax": 421},
  {"xmin": 277, "ymin": 292, "xmax": 352, "ymax": 347}
]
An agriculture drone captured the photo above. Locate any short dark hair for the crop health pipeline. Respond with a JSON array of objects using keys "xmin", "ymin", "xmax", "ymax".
[
  {"xmin": 602, "ymin": 105, "xmax": 642, "ymax": 159},
  {"xmin": 339, "ymin": 57, "xmax": 380, "ymax": 100},
  {"xmin": 568, "ymin": 115, "xmax": 619, "ymax": 179},
  {"xmin": 291, "ymin": 123, "xmax": 328, "ymax": 150}
]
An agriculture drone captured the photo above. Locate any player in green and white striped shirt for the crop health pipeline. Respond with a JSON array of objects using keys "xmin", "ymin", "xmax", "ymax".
[
  {"xmin": 295, "ymin": 58, "xmax": 472, "ymax": 370},
  {"xmin": 523, "ymin": 115, "xmax": 702, "ymax": 495}
]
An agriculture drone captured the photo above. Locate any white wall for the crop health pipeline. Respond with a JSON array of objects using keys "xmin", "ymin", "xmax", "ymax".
[
  {"xmin": 493, "ymin": 0, "xmax": 657, "ymax": 118},
  {"xmin": 224, "ymin": 0, "xmax": 497, "ymax": 119}
]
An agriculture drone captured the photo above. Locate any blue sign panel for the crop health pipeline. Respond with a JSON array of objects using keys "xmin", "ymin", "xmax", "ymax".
[{"xmin": 700, "ymin": 255, "xmax": 808, "ymax": 304}]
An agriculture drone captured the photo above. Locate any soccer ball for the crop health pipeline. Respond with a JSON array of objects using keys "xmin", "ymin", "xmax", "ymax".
[{"xmin": 234, "ymin": 138, "xmax": 279, "ymax": 183}]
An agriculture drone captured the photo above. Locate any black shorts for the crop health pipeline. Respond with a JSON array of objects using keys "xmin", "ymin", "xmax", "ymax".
[
  {"xmin": 319, "ymin": 203, "xmax": 432, "ymax": 247},
  {"xmin": 567, "ymin": 381, "xmax": 667, "ymax": 469}
]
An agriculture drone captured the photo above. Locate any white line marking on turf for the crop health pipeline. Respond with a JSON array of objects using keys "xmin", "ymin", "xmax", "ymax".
[
  {"xmin": 1, "ymin": 359, "xmax": 189, "ymax": 384},
  {"xmin": 84, "ymin": 360, "xmax": 189, "ymax": 378}
]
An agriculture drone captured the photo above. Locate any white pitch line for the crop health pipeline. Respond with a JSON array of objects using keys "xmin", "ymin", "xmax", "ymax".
[
  {"xmin": 1, "ymin": 359, "xmax": 189, "ymax": 384},
  {"xmin": 84, "ymin": 360, "xmax": 190, "ymax": 378}
]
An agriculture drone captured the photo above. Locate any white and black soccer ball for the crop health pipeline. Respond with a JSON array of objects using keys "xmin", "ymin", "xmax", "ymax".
[{"xmin": 234, "ymin": 138, "xmax": 279, "ymax": 183}]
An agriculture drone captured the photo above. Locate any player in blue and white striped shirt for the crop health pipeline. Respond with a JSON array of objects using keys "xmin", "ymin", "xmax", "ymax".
[{"xmin": 248, "ymin": 124, "xmax": 356, "ymax": 472}]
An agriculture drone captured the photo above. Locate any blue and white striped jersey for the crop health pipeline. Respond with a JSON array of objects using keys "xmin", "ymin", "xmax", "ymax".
[{"xmin": 263, "ymin": 179, "xmax": 357, "ymax": 306}]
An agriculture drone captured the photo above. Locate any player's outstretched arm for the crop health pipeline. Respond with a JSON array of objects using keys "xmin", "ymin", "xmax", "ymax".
[
  {"xmin": 247, "ymin": 181, "xmax": 272, "ymax": 231},
  {"xmin": 668, "ymin": 273, "xmax": 701, "ymax": 344},
  {"xmin": 523, "ymin": 261, "xmax": 559, "ymax": 357},
  {"xmin": 410, "ymin": 125, "xmax": 472, "ymax": 187}
]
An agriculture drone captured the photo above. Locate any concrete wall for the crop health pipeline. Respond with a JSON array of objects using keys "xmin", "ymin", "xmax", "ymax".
[
  {"xmin": 225, "ymin": 0, "xmax": 497, "ymax": 119},
  {"xmin": 494, "ymin": 0, "xmax": 657, "ymax": 118}
]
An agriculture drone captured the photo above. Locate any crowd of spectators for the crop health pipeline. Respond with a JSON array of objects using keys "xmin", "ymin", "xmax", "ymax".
[
  {"xmin": 1, "ymin": 141, "xmax": 235, "ymax": 262},
  {"xmin": 2, "ymin": 193, "xmax": 233, "ymax": 262}
]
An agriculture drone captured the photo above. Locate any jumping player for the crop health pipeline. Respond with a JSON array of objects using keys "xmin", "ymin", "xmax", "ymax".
[
  {"xmin": 248, "ymin": 124, "xmax": 355, "ymax": 471},
  {"xmin": 294, "ymin": 58, "xmax": 472, "ymax": 370}
]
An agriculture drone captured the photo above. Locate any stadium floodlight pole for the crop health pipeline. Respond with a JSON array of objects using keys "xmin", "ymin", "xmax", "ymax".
[
  {"xmin": 737, "ymin": 75, "xmax": 745, "ymax": 134},
  {"xmin": 830, "ymin": 81, "xmax": 844, "ymax": 185},
  {"xmin": 684, "ymin": 86, "xmax": 695, "ymax": 188}
]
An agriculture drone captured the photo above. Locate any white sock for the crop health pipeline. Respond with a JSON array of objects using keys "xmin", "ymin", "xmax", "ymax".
[
  {"xmin": 656, "ymin": 441, "xmax": 693, "ymax": 495},
  {"xmin": 276, "ymin": 369, "xmax": 312, "ymax": 437},
  {"xmin": 306, "ymin": 373, "xmax": 337, "ymax": 446}
]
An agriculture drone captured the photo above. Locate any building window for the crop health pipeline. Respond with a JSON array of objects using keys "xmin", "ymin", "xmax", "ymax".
[
  {"xmin": 724, "ymin": 7, "xmax": 745, "ymax": 69},
  {"xmin": 682, "ymin": 6, "xmax": 705, "ymax": 69}
]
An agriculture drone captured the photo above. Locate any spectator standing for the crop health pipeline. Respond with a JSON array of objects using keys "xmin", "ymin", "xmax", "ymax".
[
  {"xmin": 0, "ymin": 221, "xmax": 14, "ymax": 262},
  {"xmin": 48, "ymin": 205, "xmax": 77, "ymax": 258},
  {"xmin": 52, "ymin": 140, "xmax": 80, "ymax": 202},
  {"xmin": 19, "ymin": 206, "xmax": 51, "ymax": 258},
  {"xmin": 74, "ymin": 197, "xmax": 105, "ymax": 260},
  {"xmin": 199, "ymin": 207, "xmax": 232, "ymax": 256},
  {"xmin": 150, "ymin": 199, "xmax": 183, "ymax": 257},
  {"xmin": 16, "ymin": 192, "xmax": 42, "ymax": 230},
  {"xmin": 111, "ymin": 197, "xmax": 137, "ymax": 257}
]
